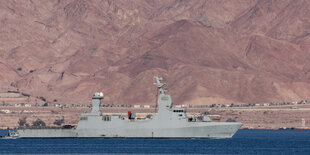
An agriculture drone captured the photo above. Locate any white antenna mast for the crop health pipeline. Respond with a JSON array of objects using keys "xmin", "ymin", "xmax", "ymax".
[{"xmin": 154, "ymin": 76, "xmax": 167, "ymax": 94}]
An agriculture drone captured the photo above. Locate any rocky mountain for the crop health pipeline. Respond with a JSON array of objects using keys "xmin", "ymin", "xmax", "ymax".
[{"xmin": 0, "ymin": 0, "xmax": 309, "ymax": 105}]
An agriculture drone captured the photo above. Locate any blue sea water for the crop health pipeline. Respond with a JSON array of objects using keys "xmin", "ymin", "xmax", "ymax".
[{"xmin": 0, "ymin": 129, "xmax": 309, "ymax": 154}]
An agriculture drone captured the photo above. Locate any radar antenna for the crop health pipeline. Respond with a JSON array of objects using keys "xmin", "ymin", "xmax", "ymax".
[{"xmin": 154, "ymin": 76, "xmax": 167, "ymax": 94}]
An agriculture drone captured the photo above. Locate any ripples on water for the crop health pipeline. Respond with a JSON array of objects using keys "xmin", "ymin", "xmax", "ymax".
[{"xmin": 0, "ymin": 130, "xmax": 309, "ymax": 154}]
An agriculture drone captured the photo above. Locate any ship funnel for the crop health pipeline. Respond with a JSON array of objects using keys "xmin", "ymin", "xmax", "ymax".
[{"xmin": 91, "ymin": 92, "xmax": 104, "ymax": 114}]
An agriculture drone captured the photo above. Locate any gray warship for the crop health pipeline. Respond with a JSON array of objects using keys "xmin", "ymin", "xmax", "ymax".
[{"xmin": 17, "ymin": 76, "xmax": 242, "ymax": 138}]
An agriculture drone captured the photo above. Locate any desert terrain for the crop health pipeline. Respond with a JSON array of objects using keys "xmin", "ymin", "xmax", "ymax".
[{"xmin": 0, "ymin": 0, "xmax": 309, "ymax": 129}]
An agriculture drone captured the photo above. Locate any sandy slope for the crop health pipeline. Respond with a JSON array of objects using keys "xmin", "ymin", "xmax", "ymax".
[{"xmin": 0, "ymin": 0, "xmax": 309, "ymax": 106}]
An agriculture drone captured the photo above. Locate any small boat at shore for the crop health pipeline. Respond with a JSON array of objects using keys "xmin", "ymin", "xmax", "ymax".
[{"xmin": 1, "ymin": 130, "xmax": 20, "ymax": 139}]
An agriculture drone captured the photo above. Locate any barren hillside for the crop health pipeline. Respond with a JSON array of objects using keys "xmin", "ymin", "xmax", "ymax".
[{"xmin": 0, "ymin": 0, "xmax": 309, "ymax": 106}]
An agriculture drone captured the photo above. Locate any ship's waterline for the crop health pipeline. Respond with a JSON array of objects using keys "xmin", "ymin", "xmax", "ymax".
[{"xmin": 16, "ymin": 76, "xmax": 242, "ymax": 138}]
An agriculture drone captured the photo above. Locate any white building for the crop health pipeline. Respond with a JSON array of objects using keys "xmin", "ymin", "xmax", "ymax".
[
  {"xmin": 133, "ymin": 105, "xmax": 140, "ymax": 108},
  {"xmin": 143, "ymin": 105, "xmax": 150, "ymax": 108},
  {"xmin": 1, "ymin": 110, "xmax": 11, "ymax": 113}
]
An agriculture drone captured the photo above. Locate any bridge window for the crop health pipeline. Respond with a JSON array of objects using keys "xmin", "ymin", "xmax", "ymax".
[
  {"xmin": 80, "ymin": 116, "xmax": 88, "ymax": 120},
  {"xmin": 173, "ymin": 110, "xmax": 184, "ymax": 113},
  {"xmin": 102, "ymin": 115, "xmax": 111, "ymax": 121}
]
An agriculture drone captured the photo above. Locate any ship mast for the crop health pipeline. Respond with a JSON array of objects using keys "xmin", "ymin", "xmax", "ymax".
[
  {"xmin": 153, "ymin": 76, "xmax": 173, "ymax": 113},
  {"xmin": 154, "ymin": 76, "xmax": 167, "ymax": 94},
  {"xmin": 91, "ymin": 92, "xmax": 104, "ymax": 114}
]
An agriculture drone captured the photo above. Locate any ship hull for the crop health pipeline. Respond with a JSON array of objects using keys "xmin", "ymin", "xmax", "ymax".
[
  {"xmin": 77, "ymin": 122, "xmax": 242, "ymax": 139},
  {"xmin": 17, "ymin": 122, "xmax": 242, "ymax": 139}
]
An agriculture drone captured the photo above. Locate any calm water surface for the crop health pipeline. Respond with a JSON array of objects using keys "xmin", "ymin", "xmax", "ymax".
[{"xmin": 0, "ymin": 129, "xmax": 309, "ymax": 154}]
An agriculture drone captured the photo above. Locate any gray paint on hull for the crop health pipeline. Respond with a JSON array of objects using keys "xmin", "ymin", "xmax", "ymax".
[
  {"xmin": 17, "ymin": 122, "xmax": 241, "ymax": 139},
  {"xmin": 77, "ymin": 122, "xmax": 242, "ymax": 138}
]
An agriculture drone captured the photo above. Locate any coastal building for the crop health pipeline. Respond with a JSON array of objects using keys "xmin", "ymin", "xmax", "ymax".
[
  {"xmin": 143, "ymin": 105, "xmax": 150, "ymax": 108},
  {"xmin": 0, "ymin": 110, "xmax": 11, "ymax": 114},
  {"xmin": 55, "ymin": 104, "xmax": 62, "ymax": 108},
  {"xmin": 133, "ymin": 105, "xmax": 140, "ymax": 108}
]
